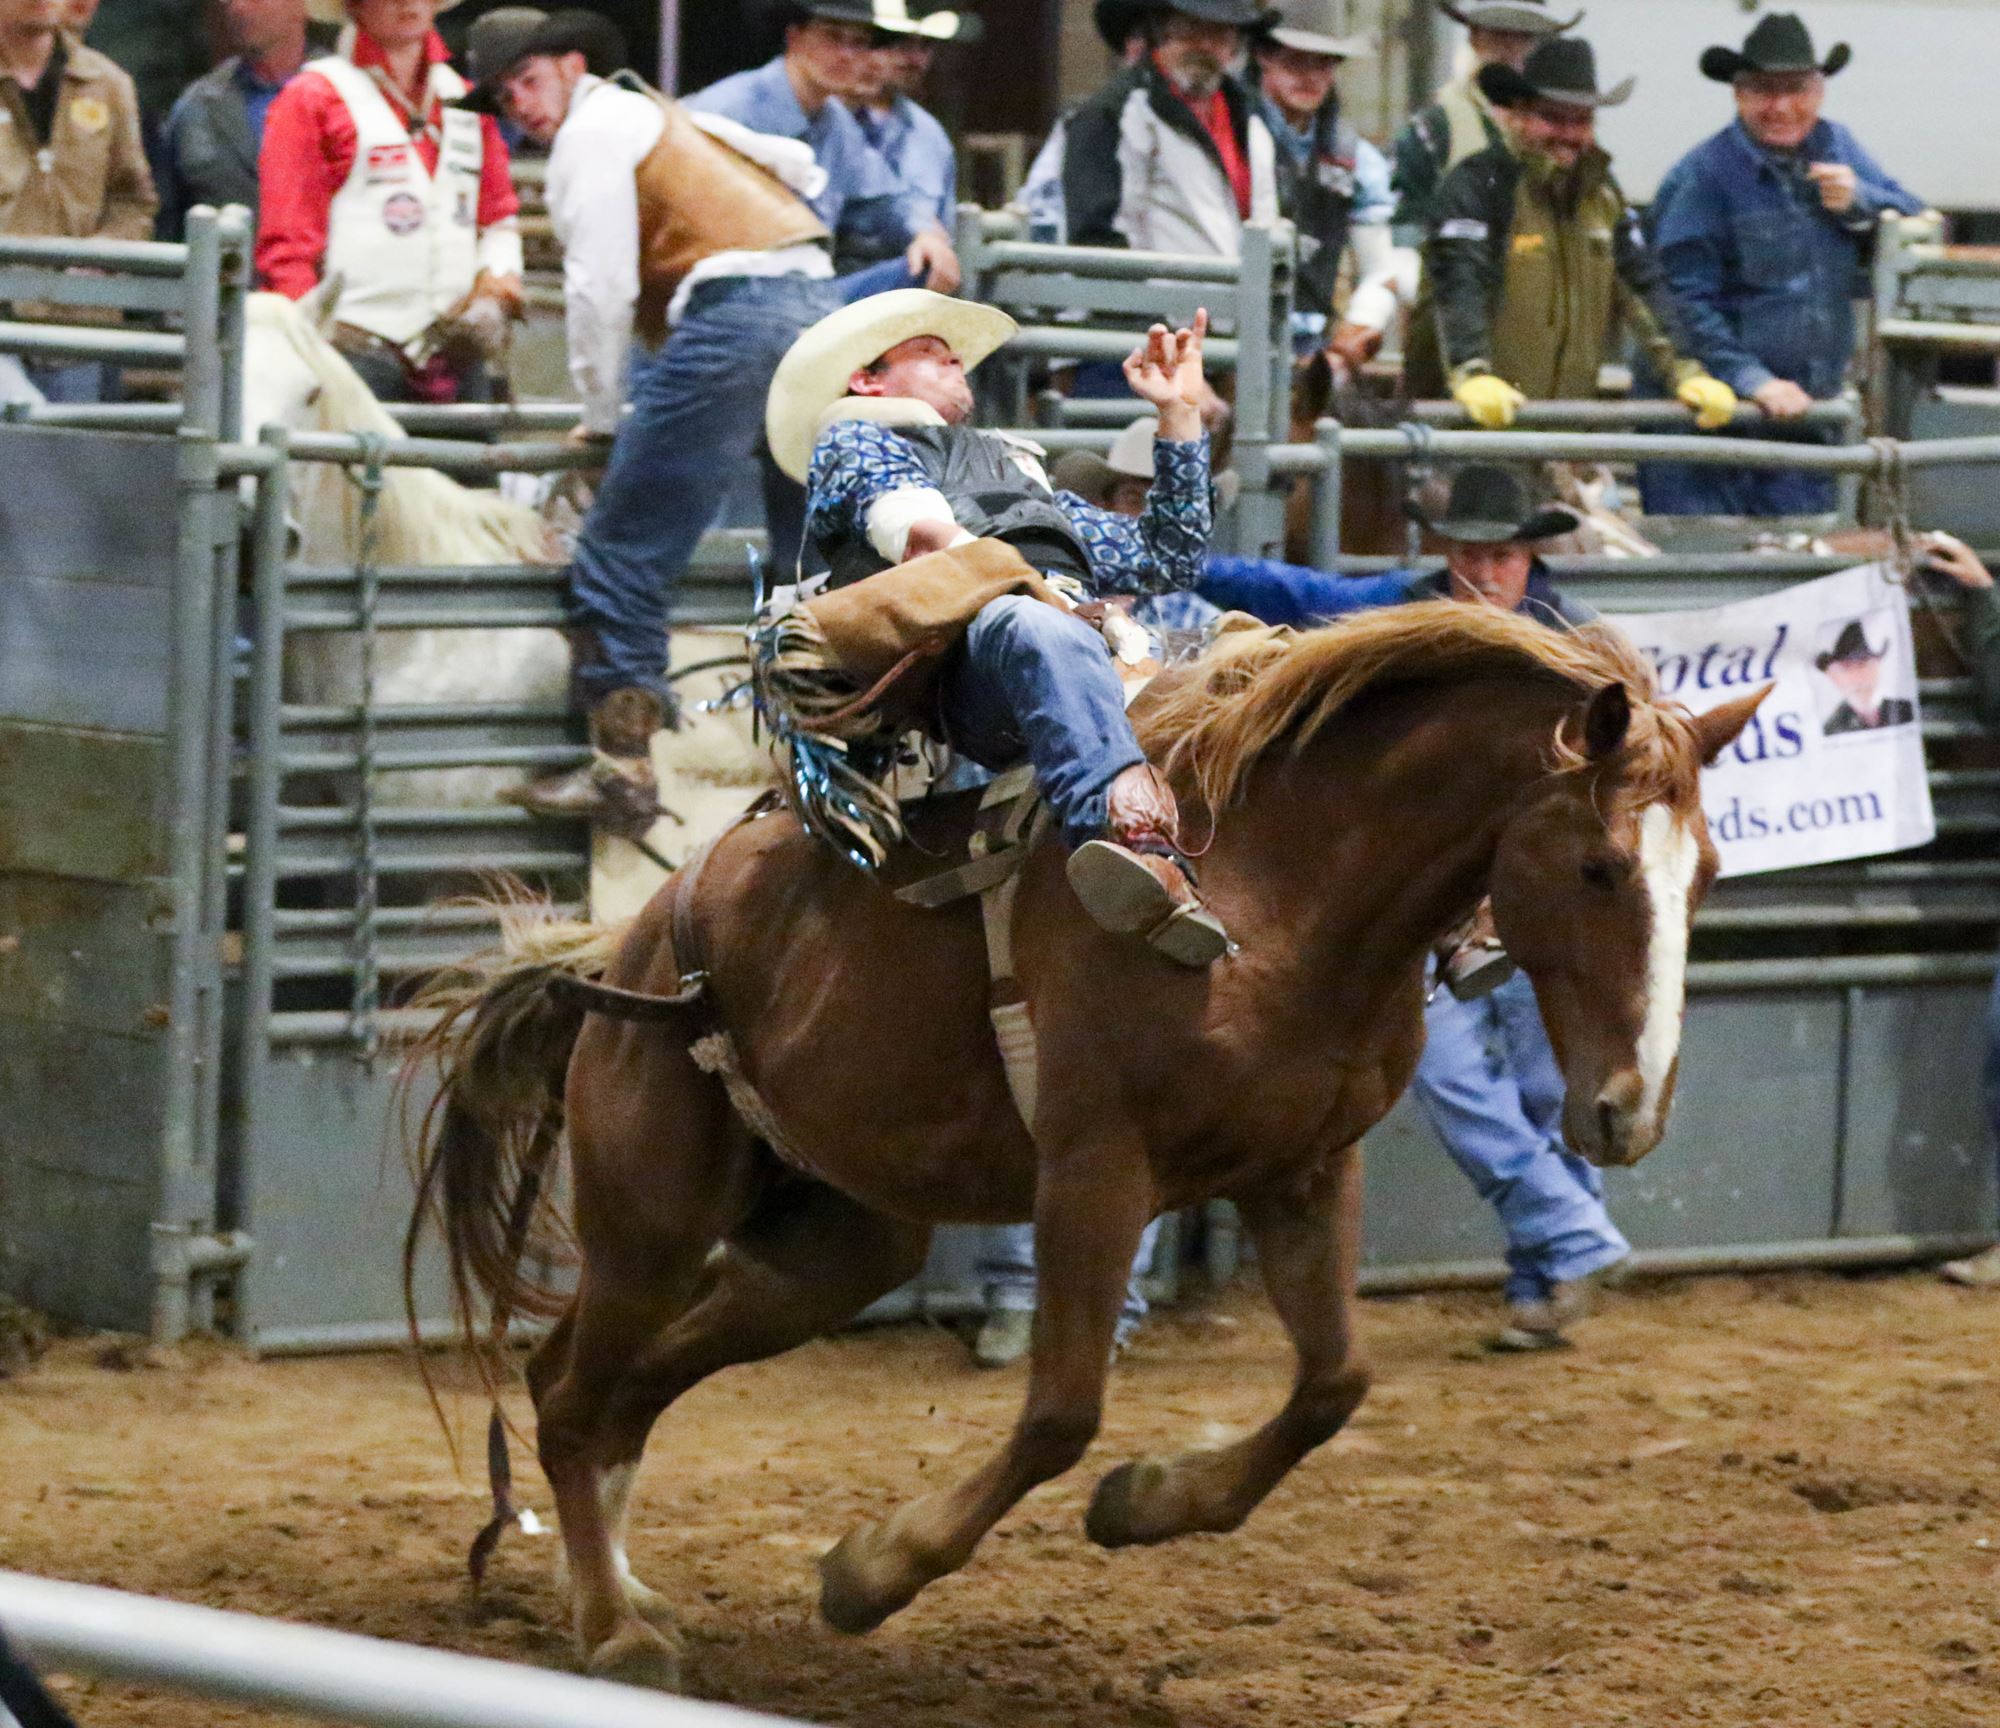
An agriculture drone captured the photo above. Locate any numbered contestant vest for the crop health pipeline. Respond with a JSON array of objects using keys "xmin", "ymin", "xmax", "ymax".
[{"xmin": 311, "ymin": 55, "xmax": 484, "ymax": 346}]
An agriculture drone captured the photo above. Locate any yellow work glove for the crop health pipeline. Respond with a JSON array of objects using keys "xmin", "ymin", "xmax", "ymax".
[
  {"xmin": 1677, "ymin": 374, "xmax": 1739, "ymax": 431},
  {"xmin": 1453, "ymin": 373, "xmax": 1525, "ymax": 430}
]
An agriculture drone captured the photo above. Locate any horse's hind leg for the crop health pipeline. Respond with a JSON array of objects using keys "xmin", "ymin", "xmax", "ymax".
[
  {"xmin": 817, "ymin": 1140, "xmax": 1154, "ymax": 1634},
  {"xmin": 534, "ymin": 1038, "xmax": 756, "ymax": 1691},
  {"xmin": 1086, "ymin": 1144, "xmax": 1370, "ymax": 1547},
  {"xmin": 570, "ymin": 1178, "xmax": 931, "ymax": 1683}
]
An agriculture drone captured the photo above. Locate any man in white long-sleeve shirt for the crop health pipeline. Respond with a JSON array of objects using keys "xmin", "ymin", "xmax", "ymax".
[{"xmin": 467, "ymin": 8, "xmax": 857, "ymax": 828}]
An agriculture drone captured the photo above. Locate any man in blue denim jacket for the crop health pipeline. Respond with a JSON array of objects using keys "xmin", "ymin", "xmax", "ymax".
[{"xmin": 1640, "ymin": 13, "xmax": 1922, "ymax": 518}]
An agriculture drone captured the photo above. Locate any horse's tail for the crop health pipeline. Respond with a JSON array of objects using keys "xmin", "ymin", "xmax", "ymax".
[{"xmin": 400, "ymin": 890, "xmax": 623, "ymax": 1400}]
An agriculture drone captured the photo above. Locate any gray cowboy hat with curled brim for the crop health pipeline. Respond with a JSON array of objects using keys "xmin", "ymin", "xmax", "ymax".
[
  {"xmin": 1478, "ymin": 35, "xmax": 1633, "ymax": 109},
  {"xmin": 1439, "ymin": 0, "xmax": 1581, "ymax": 37},
  {"xmin": 1815, "ymin": 619, "xmax": 1887, "ymax": 669},
  {"xmin": 1050, "ymin": 417, "xmax": 1243, "ymax": 510},
  {"xmin": 1258, "ymin": 0, "xmax": 1373, "ymax": 59},
  {"xmin": 1700, "ymin": 12, "xmax": 1850, "ymax": 83},
  {"xmin": 1406, "ymin": 464, "xmax": 1580, "ymax": 544}
]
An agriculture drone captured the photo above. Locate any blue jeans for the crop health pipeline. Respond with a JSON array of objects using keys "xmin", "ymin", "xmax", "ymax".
[
  {"xmin": 978, "ymin": 1218, "xmax": 1164, "ymax": 1344},
  {"xmin": 1639, "ymin": 419, "xmax": 1837, "ymax": 517},
  {"xmin": 567, "ymin": 273, "xmax": 844, "ymax": 706},
  {"xmin": 1411, "ymin": 971, "xmax": 1631, "ymax": 1305},
  {"xmin": 938, "ymin": 595, "xmax": 1147, "ymax": 847}
]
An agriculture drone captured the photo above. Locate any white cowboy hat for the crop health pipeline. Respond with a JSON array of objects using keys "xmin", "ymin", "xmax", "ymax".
[
  {"xmin": 871, "ymin": 0, "xmax": 980, "ymax": 41},
  {"xmin": 765, "ymin": 289, "xmax": 1017, "ymax": 483}
]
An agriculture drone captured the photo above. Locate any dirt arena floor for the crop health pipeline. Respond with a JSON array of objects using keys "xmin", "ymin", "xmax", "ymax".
[{"xmin": 5, "ymin": 1269, "xmax": 2000, "ymax": 1727}]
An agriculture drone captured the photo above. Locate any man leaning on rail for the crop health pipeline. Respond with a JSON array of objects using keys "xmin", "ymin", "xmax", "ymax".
[
  {"xmin": 470, "ymin": 6, "xmax": 938, "ymax": 832},
  {"xmin": 1406, "ymin": 35, "xmax": 1739, "ymax": 437},
  {"xmin": 1638, "ymin": 13, "xmax": 1924, "ymax": 518}
]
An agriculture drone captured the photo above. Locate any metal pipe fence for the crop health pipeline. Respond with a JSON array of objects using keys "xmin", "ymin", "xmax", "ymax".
[{"xmin": 0, "ymin": 1571, "xmax": 804, "ymax": 1728}]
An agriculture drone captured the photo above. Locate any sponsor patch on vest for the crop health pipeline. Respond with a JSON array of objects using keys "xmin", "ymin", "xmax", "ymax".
[
  {"xmin": 454, "ymin": 184, "xmax": 474, "ymax": 228},
  {"xmin": 1511, "ymin": 232, "xmax": 1546, "ymax": 255},
  {"xmin": 1437, "ymin": 218, "xmax": 1488, "ymax": 241},
  {"xmin": 381, "ymin": 191, "xmax": 427, "ymax": 236},
  {"xmin": 68, "ymin": 96, "xmax": 109, "ymax": 135},
  {"xmin": 365, "ymin": 143, "xmax": 412, "ymax": 182}
]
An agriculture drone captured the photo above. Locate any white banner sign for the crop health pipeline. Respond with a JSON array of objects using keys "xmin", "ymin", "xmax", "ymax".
[{"xmin": 1609, "ymin": 564, "xmax": 1935, "ymax": 877}]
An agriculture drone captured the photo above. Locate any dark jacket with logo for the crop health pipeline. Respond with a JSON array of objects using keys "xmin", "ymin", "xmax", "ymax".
[
  {"xmin": 1409, "ymin": 139, "xmax": 1700, "ymax": 400},
  {"xmin": 1261, "ymin": 90, "xmax": 1370, "ymax": 316}
]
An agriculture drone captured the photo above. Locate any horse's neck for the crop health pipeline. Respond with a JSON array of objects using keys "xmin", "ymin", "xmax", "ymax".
[{"xmin": 1222, "ymin": 676, "xmax": 1566, "ymax": 1014}]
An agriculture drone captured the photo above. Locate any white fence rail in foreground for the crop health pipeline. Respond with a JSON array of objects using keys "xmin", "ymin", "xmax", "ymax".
[{"xmin": 0, "ymin": 1572, "xmax": 806, "ymax": 1728}]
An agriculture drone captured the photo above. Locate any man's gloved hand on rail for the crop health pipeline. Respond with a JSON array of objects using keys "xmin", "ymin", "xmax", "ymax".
[
  {"xmin": 1676, "ymin": 373, "xmax": 1739, "ymax": 431},
  {"xmin": 1452, "ymin": 371, "xmax": 1525, "ymax": 430}
]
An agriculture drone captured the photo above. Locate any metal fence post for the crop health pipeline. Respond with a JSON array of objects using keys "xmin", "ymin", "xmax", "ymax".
[
  {"xmin": 212, "ymin": 204, "xmax": 252, "ymax": 443},
  {"xmin": 1230, "ymin": 222, "xmax": 1283, "ymax": 557},
  {"xmin": 1312, "ymin": 416, "xmax": 1343, "ymax": 570},
  {"xmin": 180, "ymin": 208, "xmax": 224, "ymax": 439}
]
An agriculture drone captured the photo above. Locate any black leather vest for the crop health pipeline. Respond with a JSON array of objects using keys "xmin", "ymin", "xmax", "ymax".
[
  {"xmin": 1280, "ymin": 101, "xmax": 1363, "ymax": 315},
  {"xmin": 815, "ymin": 423, "xmax": 1093, "ymax": 590}
]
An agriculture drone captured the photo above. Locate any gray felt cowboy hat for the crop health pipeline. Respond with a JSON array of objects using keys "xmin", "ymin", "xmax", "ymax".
[
  {"xmin": 1407, "ymin": 465, "xmax": 1580, "ymax": 544},
  {"xmin": 462, "ymin": 8, "xmax": 628, "ymax": 111},
  {"xmin": 1700, "ymin": 12, "xmax": 1849, "ymax": 83},
  {"xmin": 1258, "ymin": 0, "xmax": 1373, "ymax": 59},
  {"xmin": 1439, "ymin": 0, "xmax": 1581, "ymax": 37},
  {"xmin": 1478, "ymin": 34, "xmax": 1632, "ymax": 108}
]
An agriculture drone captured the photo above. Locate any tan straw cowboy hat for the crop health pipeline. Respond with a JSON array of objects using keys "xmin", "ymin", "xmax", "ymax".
[{"xmin": 764, "ymin": 290, "xmax": 1017, "ymax": 483}]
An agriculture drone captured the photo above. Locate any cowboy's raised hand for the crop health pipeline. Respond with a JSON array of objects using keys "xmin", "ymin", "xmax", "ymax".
[{"xmin": 1124, "ymin": 308, "xmax": 1210, "ymax": 441}]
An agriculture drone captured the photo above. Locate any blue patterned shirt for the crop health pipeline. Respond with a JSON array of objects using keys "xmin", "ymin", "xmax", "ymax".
[{"xmin": 805, "ymin": 417, "xmax": 1212, "ymax": 597}]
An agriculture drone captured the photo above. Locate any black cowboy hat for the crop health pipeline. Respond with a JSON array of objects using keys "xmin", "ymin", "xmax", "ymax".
[
  {"xmin": 1815, "ymin": 619, "xmax": 1886, "ymax": 669},
  {"xmin": 1479, "ymin": 35, "xmax": 1633, "ymax": 109},
  {"xmin": 1700, "ymin": 12, "xmax": 1849, "ymax": 84},
  {"xmin": 462, "ymin": 7, "xmax": 628, "ymax": 111},
  {"xmin": 1094, "ymin": 0, "xmax": 1277, "ymax": 43},
  {"xmin": 1439, "ymin": 0, "xmax": 1580, "ymax": 36},
  {"xmin": 1407, "ymin": 464, "xmax": 1580, "ymax": 544},
  {"xmin": 1094, "ymin": 0, "xmax": 1146, "ymax": 49}
]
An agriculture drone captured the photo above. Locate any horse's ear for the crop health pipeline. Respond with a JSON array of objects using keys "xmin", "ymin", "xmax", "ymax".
[
  {"xmin": 1580, "ymin": 681, "xmax": 1631, "ymax": 759},
  {"xmin": 1294, "ymin": 347, "xmax": 1332, "ymax": 427},
  {"xmin": 1692, "ymin": 683, "xmax": 1772, "ymax": 765}
]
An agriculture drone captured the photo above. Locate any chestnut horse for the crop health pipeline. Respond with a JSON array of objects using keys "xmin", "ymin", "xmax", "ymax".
[{"xmin": 405, "ymin": 602, "xmax": 1764, "ymax": 1689}]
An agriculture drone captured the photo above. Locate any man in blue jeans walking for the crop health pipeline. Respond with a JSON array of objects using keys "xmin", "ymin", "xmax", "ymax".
[{"xmin": 487, "ymin": 1, "xmax": 958, "ymax": 832}]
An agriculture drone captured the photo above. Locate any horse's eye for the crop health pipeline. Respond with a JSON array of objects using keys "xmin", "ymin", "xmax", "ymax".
[{"xmin": 1581, "ymin": 857, "xmax": 1620, "ymax": 891}]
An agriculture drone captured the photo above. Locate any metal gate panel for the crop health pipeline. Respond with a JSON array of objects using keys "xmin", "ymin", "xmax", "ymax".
[{"xmin": 1838, "ymin": 982, "xmax": 1996, "ymax": 1238}]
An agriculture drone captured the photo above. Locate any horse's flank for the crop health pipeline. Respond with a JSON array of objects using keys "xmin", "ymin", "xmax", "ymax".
[{"xmin": 1136, "ymin": 600, "xmax": 1702, "ymax": 820}]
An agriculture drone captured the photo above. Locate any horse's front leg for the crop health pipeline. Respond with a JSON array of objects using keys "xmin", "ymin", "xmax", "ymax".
[
  {"xmin": 817, "ymin": 1137, "xmax": 1153, "ymax": 1634},
  {"xmin": 1086, "ymin": 1143, "xmax": 1370, "ymax": 1547}
]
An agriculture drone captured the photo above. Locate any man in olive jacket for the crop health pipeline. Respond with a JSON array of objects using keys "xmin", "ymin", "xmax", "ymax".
[{"xmin": 1408, "ymin": 35, "xmax": 1735, "ymax": 433}]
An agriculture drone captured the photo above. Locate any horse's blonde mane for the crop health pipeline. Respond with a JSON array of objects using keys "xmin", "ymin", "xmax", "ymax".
[
  {"xmin": 246, "ymin": 291, "xmax": 555, "ymax": 567},
  {"xmin": 1137, "ymin": 601, "xmax": 1701, "ymax": 816}
]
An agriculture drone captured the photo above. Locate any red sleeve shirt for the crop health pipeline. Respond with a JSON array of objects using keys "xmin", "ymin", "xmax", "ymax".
[{"xmin": 254, "ymin": 37, "xmax": 520, "ymax": 298}]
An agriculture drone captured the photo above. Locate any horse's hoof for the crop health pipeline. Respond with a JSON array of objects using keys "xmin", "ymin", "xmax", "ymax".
[
  {"xmin": 585, "ymin": 1623, "xmax": 684, "ymax": 1692},
  {"xmin": 817, "ymin": 1529, "xmax": 911, "ymax": 1635},
  {"xmin": 1085, "ymin": 1459, "xmax": 1177, "ymax": 1549},
  {"xmin": 622, "ymin": 1578, "xmax": 682, "ymax": 1634}
]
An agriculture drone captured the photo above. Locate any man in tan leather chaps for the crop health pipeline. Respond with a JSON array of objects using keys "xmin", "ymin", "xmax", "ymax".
[{"xmin": 477, "ymin": 7, "xmax": 927, "ymax": 830}]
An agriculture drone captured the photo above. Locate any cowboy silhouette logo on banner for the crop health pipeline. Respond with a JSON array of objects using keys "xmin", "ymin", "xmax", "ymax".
[{"xmin": 1610, "ymin": 564, "xmax": 1934, "ymax": 877}]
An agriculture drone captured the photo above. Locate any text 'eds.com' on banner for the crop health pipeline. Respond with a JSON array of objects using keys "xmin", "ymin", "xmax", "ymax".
[{"xmin": 1610, "ymin": 564, "xmax": 1936, "ymax": 878}]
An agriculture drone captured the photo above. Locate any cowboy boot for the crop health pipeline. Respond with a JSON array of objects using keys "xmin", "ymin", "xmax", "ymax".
[
  {"xmin": 1436, "ymin": 899, "xmax": 1518, "ymax": 1001},
  {"xmin": 505, "ymin": 686, "xmax": 670, "ymax": 839},
  {"xmin": 1065, "ymin": 764, "xmax": 1231, "ymax": 968}
]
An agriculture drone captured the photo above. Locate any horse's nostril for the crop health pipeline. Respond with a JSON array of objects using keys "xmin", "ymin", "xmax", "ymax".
[{"xmin": 1598, "ymin": 1098, "xmax": 1623, "ymax": 1149}]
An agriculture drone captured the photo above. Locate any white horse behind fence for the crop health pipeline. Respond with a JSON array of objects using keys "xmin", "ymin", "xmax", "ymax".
[{"xmin": 243, "ymin": 288, "xmax": 572, "ymax": 807}]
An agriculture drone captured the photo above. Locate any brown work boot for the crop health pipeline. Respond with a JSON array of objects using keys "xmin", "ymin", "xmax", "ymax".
[
  {"xmin": 1065, "ymin": 765, "xmax": 1231, "ymax": 968},
  {"xmin": 506, "ymin": 687, "xmax": 669, "ymax": 839},
  {"xmin": 1437, "ymin": 899, "xmax": 1517, "ymax": 1001}
]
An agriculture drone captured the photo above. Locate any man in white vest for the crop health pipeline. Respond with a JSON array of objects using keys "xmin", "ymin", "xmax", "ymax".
[{"xmin": 255, "ymin": 0, "xmax": 523, "ymax": 403}]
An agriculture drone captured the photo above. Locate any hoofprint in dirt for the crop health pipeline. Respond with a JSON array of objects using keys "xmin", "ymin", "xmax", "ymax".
[{"xmin": 3, "ymin": 1273, "xmax": 1998, "ymax": 1728}]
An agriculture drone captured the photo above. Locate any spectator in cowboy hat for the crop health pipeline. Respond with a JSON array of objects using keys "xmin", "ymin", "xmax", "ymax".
[
  {"xmin": 1388, "ymin": 0, "xmax": 1578, "ymax": 247},
  {"xmin": 255, "ymin": 0, "xmax": 524, "ymax": 405},
  {"xmin": 1014, "ymin": 0, "xmax": 1148, "ymax": 242},
  {"xmin": 157, "ymin": 0, "xmax": 340, "ymax": 240},
  {"xmin": 842, "ymin": 0, "xmax": 978, "ymax": 269},
  {"xmin": 1062, "ymin": 0, "xmax": 1283, "ymax": 260},
  {"xmin": 683, "ymin": 0, "xmax": 958, "ymax": 297},
  {"xmin": 1639, "ymin": 13, "xmax": 1923, "ymax": 518},
  {"xmin": 470, "ymin": 7, "xmax": 888, "ymax": 830},
  {"xmin": 1409, "ymin": 36, "xmax": 1738, "ymax": 437},
  {"xmin": 1250, "ymin": 0, "xmax": 1413, "ymax": 373}
]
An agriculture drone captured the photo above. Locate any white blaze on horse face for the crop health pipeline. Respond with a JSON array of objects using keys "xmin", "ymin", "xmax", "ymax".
[{"xmin": 1635, "ymin": 802, "xmax": 1700, "ymax": 1125}]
